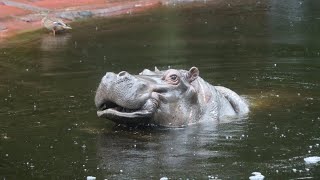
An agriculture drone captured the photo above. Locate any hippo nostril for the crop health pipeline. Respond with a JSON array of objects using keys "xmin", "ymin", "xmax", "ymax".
[{"xmin": 118, "ymin": 71, "xmax": 128, "ymax": 77}]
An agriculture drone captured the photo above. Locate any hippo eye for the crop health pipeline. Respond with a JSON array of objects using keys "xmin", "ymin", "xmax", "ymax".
[
  {"xmin": 170, "ymin": 75, "xmax": 178, "ymax": 81},
  {"xmin": 164, "ymin": 74, "xmax": 179, "ymax": 85}
]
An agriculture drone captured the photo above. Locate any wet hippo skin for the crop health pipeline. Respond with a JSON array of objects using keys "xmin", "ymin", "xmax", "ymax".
[{"xmin": 95, "ymin": 67, "xmax": 249, "ymax": 127}]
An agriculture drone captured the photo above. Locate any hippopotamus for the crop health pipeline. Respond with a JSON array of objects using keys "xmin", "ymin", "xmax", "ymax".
[{"xmin": 94, "ymin": 67, "xmax": 249, "ymax": 127}]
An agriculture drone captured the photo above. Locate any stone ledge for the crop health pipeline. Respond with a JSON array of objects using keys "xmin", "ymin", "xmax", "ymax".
[{"xmin": 0, "ymin": 0, "xmax": 162, "ymax": 41}]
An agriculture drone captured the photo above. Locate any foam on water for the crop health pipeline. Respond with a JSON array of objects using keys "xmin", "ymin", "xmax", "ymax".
[
  {"xmin": 304, "ymin": 156, "xmax": 320, "ymax": 164},
  {"xmin": 249, "ymin": 172, "xmax": 265, "ymax": 180},
  {"xmin": 86, "ymin": 176, "xmax": 96, "ymax": 180},
  {"xmin": 160, "ymin": 177, "xmax": 168, "ymax": 180}
]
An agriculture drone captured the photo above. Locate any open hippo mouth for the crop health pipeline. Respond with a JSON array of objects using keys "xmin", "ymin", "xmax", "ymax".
[
  {"xmin": 95, "ymin": 71, "xmax": 164, "ymax": 125},
  {"xmin": 96, "ymin": 89, "xmax": 158, "ymax": 124},
  {"xmin": 97, "ymin": 99, "xmax": 156, "ymax": 119}
]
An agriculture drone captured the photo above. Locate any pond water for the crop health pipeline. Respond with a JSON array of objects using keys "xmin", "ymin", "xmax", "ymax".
[{"xmin": 1, "ymin": 0, "xmax": 320, "ymax": 179}]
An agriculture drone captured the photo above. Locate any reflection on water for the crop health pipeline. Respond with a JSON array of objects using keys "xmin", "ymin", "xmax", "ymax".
[
  {"xmin": 40, "ymin": 34, "xmax": 72, "ymax": 52},
  {"xmin": 0, "ymin": 0, "xmax": 320, "ymax": 179},
  {"xmin": 40, "ymin": 34, "xmax": 72, "ymax": 71},
  {"xmin": 98, "ymin": 119, "xmax": 246, "ymax": 179}
]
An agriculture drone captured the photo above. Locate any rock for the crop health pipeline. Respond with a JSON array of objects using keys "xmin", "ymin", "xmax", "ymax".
[
  {"xmin": 79, "ymin": 11, "xmax": 93, "ymax": 18},
  {"xmin": 0, "ymin": 25, "xmax": 7, "ymax": 31},
  {"xmin": 58, "ymin": 11, "xmax": 93, "ymax": 21}
]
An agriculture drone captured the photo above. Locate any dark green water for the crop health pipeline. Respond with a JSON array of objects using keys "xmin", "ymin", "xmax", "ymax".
[{"xmin": 1, "ymin": 0, "xmax": 320, "ymax": 179}]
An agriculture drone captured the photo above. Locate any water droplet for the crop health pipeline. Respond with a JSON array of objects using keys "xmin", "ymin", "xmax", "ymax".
[
  {"xmin": 306, "ymin": 168, "xmax": 310, "ymax": 172},
  {"xmin": 33, "ymin": 103, "xmax": 37, "ymax": 111},
  {"xmin": 3, "ymin": 133, "xmax": 9, "ymax": 139},
  {"xmin": 292, "ymin": 169, "xmax": 297, "ymax": 173},
  {"xmin": 120, "ymin": 169, "xmax": 123, "ymax": 173}
]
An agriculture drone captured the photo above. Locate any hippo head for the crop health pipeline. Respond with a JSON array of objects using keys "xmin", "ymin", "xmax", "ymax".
[{"xmin": 95, "ymin": 67, "xmax": 202, "ymax": 127}]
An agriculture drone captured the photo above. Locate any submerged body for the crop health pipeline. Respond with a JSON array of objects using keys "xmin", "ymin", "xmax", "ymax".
[
  {"xmin": 95, "ymin": 67, "xmax": 249, "ymax": 127},
  {"xmin": 41, "ymin": 16, "xmax": 72, "ymax": 36}
]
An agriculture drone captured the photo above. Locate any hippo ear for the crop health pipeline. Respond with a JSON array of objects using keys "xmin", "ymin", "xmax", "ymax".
[
  {"xmin": 188, "ymin": 67, "xmax": 199, "ymax": 82},
  {"xmin": 154, "ymin": 66, "xmax": 160, "ymax": 72}
]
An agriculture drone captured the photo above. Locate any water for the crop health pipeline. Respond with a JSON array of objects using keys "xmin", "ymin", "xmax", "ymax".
[{"xmin": 1, "ymin": 0, "xmax": 320, "ymax": 179}]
